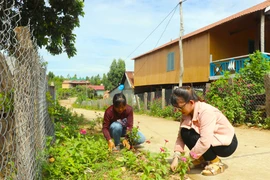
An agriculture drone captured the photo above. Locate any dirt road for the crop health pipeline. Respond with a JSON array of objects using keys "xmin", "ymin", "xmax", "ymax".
[{"xmin": 60, "ymin": 98, "xmax": 270, "ymax": 180}]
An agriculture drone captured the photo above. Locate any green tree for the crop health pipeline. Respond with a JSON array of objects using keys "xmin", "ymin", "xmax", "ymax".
[
  {"xmin": 47, "ymin": 73, "xmax": 66, "ymax": 89},
  {"xmin": 90, "ymin": 76, "xmax": 95, "ymax": 84},
  {"xmin": 89, "ymin": 75, "xmax": 101, "ymax": 85},
  {"xmin": 239, "ymin": 51, "xmax": 270, "ymax": 94},
  {"xmin": 94, "ymin": 74, "xmax": 101, "ymax": 85},
  {"xmin": 0, "ymin": 0, "xmax": 84, "ymax": 58},
  {"xmin": 106, "ymin": 59, "xmax": 126, "ymax": 90},
  {"xmin": 48, "ymin": 71, "xmax": 55, "ymax": 81},
  {"xmin": 72, "ymin": 74, "xmax": 78, "ymax": 80},
  {"xmin": 101, "ymin": 73, "xmax": 108, "ymax": 87}
]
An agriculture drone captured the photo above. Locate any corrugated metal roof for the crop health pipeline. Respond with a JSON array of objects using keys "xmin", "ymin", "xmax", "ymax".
[{"xmin": 132, "ymin": 0, "xmax": 270, "ymax": 60}]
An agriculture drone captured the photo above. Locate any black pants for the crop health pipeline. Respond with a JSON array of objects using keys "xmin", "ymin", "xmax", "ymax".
[{"xmin": 181, "ymin": 128, "xmax": 238, "ymax": 161}]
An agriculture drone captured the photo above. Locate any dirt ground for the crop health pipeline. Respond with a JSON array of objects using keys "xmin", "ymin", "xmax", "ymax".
[{"xmin": 60, "ymin": 98, "xmax": 270, "ymax": 180}]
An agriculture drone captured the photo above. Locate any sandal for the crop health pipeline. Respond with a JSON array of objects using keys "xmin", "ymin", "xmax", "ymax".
[
  {"xmin": 191, "ymin": 157, "xmax": 207, "ymax": 168},
  {"xmin": 201, "ymin": 162, "xmax": 227, "ymax": 176}
]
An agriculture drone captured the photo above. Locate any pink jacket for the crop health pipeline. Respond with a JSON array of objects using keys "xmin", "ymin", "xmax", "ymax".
[{"xmin": 174, "ymin": 101, "xmax": 235, "ymax": 158}]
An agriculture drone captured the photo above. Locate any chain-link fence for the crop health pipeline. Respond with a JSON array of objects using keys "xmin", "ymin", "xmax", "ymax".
[
  {"xmin": 265, "ymin": 74, "xmax": 270, "ymax": 118},
  {"xmin": 134, "ymin": 81, "xmax": 269, "ymax": 120},
  {"xmin": 0, "ymin": 1, "xmax": 54, "ymax": 179}
]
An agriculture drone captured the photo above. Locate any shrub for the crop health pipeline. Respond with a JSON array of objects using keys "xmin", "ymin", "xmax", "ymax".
[
  {"xmin": 205, "ymin": 72, "xmax": 247, "ymax": 124},
  {"xmin": 206, "ymin": 51, "xmax": 270, "ymax": 126},
  {"xmin": 149, "ymin": 98, "xmax": 162, "ymax": 116}
]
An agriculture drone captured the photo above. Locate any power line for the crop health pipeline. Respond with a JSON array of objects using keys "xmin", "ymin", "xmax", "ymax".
[
  {"xmin": 153, "ymin": 3, "xmax": 178, "ymax": 49},
  {"xmin": 132, "ymin": 0, "xmax": 190, "ymax": 76},
  {"xmin": 125, "ymin": 2, "xmax": 180, "ymax": 61}
]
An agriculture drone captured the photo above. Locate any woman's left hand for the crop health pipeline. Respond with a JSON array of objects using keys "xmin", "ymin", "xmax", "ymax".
[{"xmin": 170, "ymin": 157, "xmax": 179, "ymax": 171}]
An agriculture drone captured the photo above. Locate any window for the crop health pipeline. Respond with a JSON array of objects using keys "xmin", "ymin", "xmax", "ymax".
[{"xmin": 167, "ymin": 52, "xmax": 175, "ymax": 71}]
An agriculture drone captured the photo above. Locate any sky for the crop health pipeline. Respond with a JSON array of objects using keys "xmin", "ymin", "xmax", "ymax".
[{"xmin": 40, "ymin": 0, "xmax": 266, "ymax": 79}]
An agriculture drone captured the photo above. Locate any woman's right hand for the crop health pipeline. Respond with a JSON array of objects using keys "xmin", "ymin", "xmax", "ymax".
[
  {"xmin": 170, "ymin": 157, "xmax": 179, "ymax": 171},
  {"xmin": 108, "ymin": 139, "xmax": 115, "ymax": 151}
]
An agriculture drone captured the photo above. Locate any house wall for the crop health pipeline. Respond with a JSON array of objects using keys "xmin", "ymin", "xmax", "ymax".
[
  {"xmin": 210, "ymin": 12, "xmax": 262, "ymax": 60},
  {"xmin": 96, "ymin": 90, "xmax": 105, "ymax": 96},
  {"xmin": 109, "ymin": 88, "xmax": 121, "ymax": 99},
  {"xmin": 62, "ymin": 83, "xmax": 72, "ymax": 89},
  {"xmin": 109, "ymin": 88, "xmax": 134, "ymax": 104},
  {"xmin": 134, "ymin": 32, "xmax": 210, "ymax": 86},
  {"xmin": 134, "ymin": 44, "xmax": 179, "ymax": 87},
  {"xmin": 134, "ymin": 11, "xmax": 270, "ymax": 88},
  {"xmin": 182, "ymin": 32, "xmax": 210, "ymax": 83}
]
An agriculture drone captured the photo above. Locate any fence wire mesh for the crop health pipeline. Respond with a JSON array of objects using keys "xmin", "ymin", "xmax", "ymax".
[{"xmin": 0, "ymin": 1, "xmax": 54, "ymax": 179}]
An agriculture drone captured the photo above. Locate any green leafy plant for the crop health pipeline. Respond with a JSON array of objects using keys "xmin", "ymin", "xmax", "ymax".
[
  {"xmin": 0, "ymin": 90, "xmax": 14, "ymax": 113},
  {"xmin": 126, "ymin": 123, "xmax": 140, "ymax": 147},
  {"xmin": 206, "ymin": 51, "xmax": 270, "ymax": 126},
  {"xmin": 149, "ymin": 98, "xmax": 162, "ymax": 117},
  {"xmin": 174, "ymin": 153, "xmax": 192, "ymax": 180},
  {"xmin": 120, "ymin": 139, "xmax": 171, "ymax": 180},
  {"xmin": 44, "ymin": 95, "xmax": 204, "ymax": 179},
  {"xmin": 239, "ymin": 51, "xmax": 270, "ymax": 94},
  {"xmin": 205, "ymin": 72, "xmax": 247, "ymax": 124},
  {"xmin": 264, "ymin": 117, "xmax": 270, "ymax": 129}
]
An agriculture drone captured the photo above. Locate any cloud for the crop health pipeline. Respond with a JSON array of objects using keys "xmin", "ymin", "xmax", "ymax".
[{"xmin": 42, "ymin": 0, "xmax": 266, "ymax": 78}]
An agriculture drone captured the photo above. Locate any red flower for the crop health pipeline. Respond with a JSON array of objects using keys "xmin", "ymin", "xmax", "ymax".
[
  {"xmin": 165, "ymin": 139, "xmax": 169, "ymax": 143},
  {"xmin": 160, "ymin": 147, "xmax": 165, "ymax": 152},
  {"xmin": 61, "ymin": 125, "xmax": 65, "ymax": 128},
  {"xmin": 80, "ymin": 129, "xmax": 87, "ymax": 135}
]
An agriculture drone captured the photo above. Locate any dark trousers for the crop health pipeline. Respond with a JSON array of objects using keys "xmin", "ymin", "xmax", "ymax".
[{"xmin": 181, "ymin": 128, "xmax": 238, "ymax": 161}]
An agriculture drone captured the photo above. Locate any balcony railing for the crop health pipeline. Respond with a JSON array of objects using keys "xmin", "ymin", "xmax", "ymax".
[{"xmin": 209, "ymin": 53, "xmax": 270, "ymax": 80}]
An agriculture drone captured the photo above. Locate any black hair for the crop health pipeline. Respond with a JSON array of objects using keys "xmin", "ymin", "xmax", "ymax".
[
  {"xmin": 113, "ymin": 93, "xmax": 127, "ymax": 107},
  {"xmin": 171, "ymin": 86, "xmax": 202, "ymax": 106}
]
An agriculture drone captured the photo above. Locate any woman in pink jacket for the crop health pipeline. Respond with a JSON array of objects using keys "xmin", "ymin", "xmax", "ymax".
[{"xmin": 170, "ymin": 86, "xmax": 238, "ymax": 176}]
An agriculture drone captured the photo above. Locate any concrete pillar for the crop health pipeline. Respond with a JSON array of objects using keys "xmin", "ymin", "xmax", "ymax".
[
  {"xmin": 151, "ymin": 92, "xmax": 155, "ymax": 103},
  {"xmin": 135, "ymin": 95, "xmax": 140, "ymax": 110},
  {"xmin": 162, "ymin": 89, "xmax": 165, "ymax": 109},
  {"xmin": 144, "ymin": 92, "xmax": 148, "ymax": 111}
]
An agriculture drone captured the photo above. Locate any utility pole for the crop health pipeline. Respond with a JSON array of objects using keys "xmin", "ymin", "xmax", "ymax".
[{"xmin": 178, "ymin": 0, "xmax": 184, "ymax": 86}]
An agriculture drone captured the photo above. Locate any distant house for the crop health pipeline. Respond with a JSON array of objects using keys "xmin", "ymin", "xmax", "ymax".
[
  {"xmin": 62, "ymin": 80, "xmax": 90, "ymax": 89},
  {"xmin": 88, "ymin": 85, "xmax": 105, "ymax": 96},
  {"xmin": 109, "ymin": 71, "xmax": 135, "ymax": 104},
  {"xmin": 132, "ymin": 1, "xmax": 270, "ymax": 94}
]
